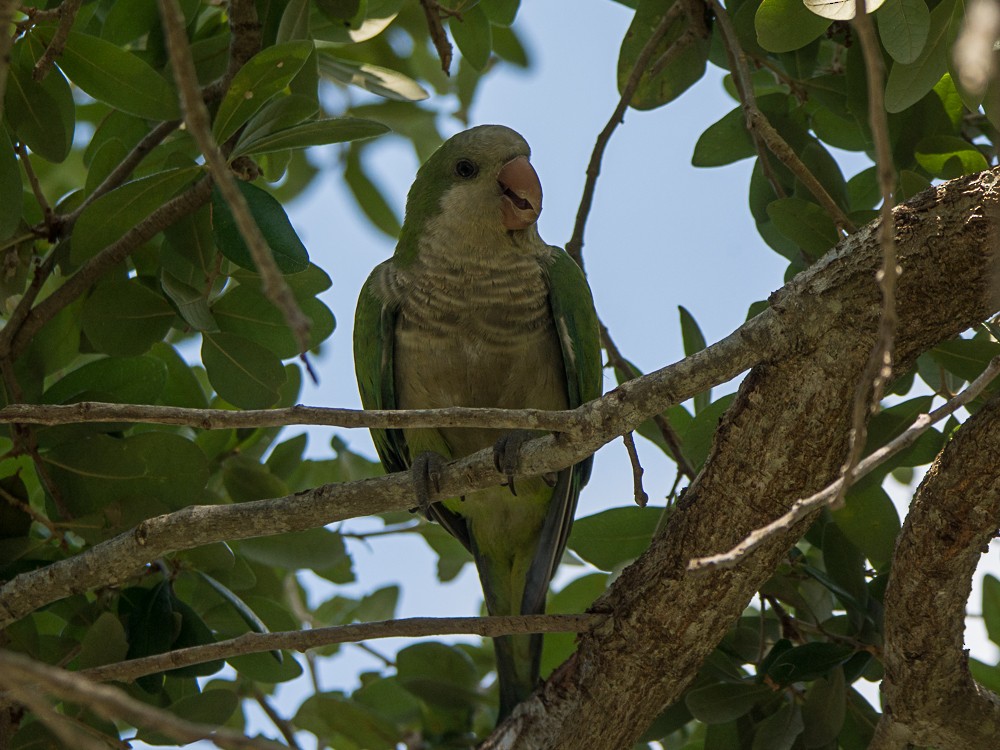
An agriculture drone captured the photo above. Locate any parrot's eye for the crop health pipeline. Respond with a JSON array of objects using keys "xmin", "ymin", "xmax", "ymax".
[{"xmin": 454, "ymin": 159, "xmax": 478, "ymax": 179}]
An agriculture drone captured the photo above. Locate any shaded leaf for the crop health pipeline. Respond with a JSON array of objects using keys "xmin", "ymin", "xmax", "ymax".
[
  {"xmin": 450, "ymin": 5, "xmax": 492, "ymax": 71},
  {"xmin": 685, "ymin": 682, "xmax": 772, "ymax": 723},
  {"xmin": 202, "ymin": 332, "xmax": 287, "ymax": 409},
  {"xmin": 756, "ymin": 0, "xmax": 830, "ymax": 53},
  {"xmin": 884, "ymin": 0, "xmax": 958, "ymax": 113},
  {"xmin": 568, "ymin": 506, "xmax": 662, "ymax": 571},
  {"xmin": 914, "ymin": 135, "xmax": 989, "ymax": 179},
  {"xmin": 211, "ymin": 181, "xmax": 310, "ymax": 274},
  {"xmin": 81, "ymin": 279, "xmax": 176, "ymax": 356},
  {"xmin": 877, "ymin": 0, "xmax": 930, "ymax": 64},
  {"xmin": 55, "ymin": 31, "xmax": 180, "ymax": 120},
  {"xmin": 234, "ymin": 116, "xmax": 388, "ymax": 157},
  {"xmin": 692, "ymin": 107, "xmax": 755, "ymax": 167},
  {"xmin": 213, "ymin": 41, "xmax": 314, "ymax": 143}
]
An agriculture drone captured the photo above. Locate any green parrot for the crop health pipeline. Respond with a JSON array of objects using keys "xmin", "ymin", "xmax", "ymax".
[{"xmin": 353, "ymin": 124, "xmax": 601, "ymax": 720}]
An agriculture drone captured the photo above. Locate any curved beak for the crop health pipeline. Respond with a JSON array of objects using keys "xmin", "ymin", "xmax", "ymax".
[{"xmin": 497, "ymin": 156, "xmax": 542, "ymax": 230}]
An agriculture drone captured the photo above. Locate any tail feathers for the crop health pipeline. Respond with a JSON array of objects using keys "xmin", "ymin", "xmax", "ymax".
[{"xmin": 494, "ymin": 632, "xmax": 542, "ymax": 720}]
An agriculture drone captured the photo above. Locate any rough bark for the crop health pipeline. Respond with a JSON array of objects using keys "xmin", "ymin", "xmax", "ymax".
[
  {"xmin": 871, "ymin": 395, "xmax": 1000, "ymax": 749},
  {"xmin": 484, "ymin": 172, "xmax": 1000, "ymax": 748}
]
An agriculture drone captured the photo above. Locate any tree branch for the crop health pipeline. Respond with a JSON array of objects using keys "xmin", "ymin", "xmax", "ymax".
[
  {"xmin": 709, "ymin": 0, "xmax": 856, "ymax": 234},
  {"xmin": 0, "ymin": 309, "xmax": 776, "ymax": 628},
  {"xmin": 70, "ymin": 614, "xmax": 602, "ymax": 688},
  {"xmin": 688, "ymin": 354, "xmax": 1000, "ymax": 570},
  {"xmin": 158, "ymin": 0, "xmax": 311, "ymax": 353},
  {"xmin": 0, "ymin": 650, "xmax": 286, "ymax": 750},
  {"xmin": 872, "ymin": 393, "xmax": 1000, "ymax": 749},
  {"xmin": 30, "ymin": 0, "xmax": 80, "ymax": 81},
  {"xmin": 482, "ymin": 168, "xmax": 1000, "ymax": 749}
]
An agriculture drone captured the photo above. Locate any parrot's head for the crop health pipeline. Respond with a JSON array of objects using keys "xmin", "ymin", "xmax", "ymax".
[{"xmin": 398, "ymin": 125, "xmax": 544, "ymax": 257}]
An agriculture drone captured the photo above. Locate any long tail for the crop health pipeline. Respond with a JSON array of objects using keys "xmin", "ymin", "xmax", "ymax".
[{"xmin": 493, "ymin": 631, "xmax": 542, "ymax": 719}]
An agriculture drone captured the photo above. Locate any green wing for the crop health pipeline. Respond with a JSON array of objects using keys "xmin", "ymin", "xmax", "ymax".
[
  {"xmin": 520, "ymin": 248, "xmax": 602, "ymax": 617},
  {"xmin": 547, "ymin": 247, "xmax": 602, "ymax": 485},
  {"xmin": 353, "ymin": 261, "xmax": 408, "ymax": 475}
]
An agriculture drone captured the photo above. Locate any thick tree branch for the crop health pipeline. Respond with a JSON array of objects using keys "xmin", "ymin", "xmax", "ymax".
[
  {"xmin": 483, "ymin": 169, "xmax": 1000, "ymax": 749},
  {"xmin": 0, "ymin": 311, "xmax": 776, "ymax": 628},
  {"xmin": 871, "ymin": 394, "xmax": 1000, "ymax": 749},
  {"xmin": 689, "ymin": 354, "xmax": 1000, "ymax": 570},
  {"xmin": 0, "ymin": 651, "xmax": 285, "ymax": 750}
]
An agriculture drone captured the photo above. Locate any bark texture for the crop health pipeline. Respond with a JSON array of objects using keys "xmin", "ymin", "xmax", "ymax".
[
  {"xmin": 871, "ymin": 395, "xmax": 1000, "ymax": 749},
  {"xmin": 484, "ymin": 172, "xmax": 1000, "ymax": 748}
]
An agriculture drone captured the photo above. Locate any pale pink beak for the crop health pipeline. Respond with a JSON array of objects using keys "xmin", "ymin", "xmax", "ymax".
[{"xmin": 497, "ymin": 156, "xmax": 542, "ymax": 230}]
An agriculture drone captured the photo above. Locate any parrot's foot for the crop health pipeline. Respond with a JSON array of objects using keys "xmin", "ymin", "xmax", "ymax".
[
  {"xmin": 410, "ymin": 451, "xmax": 446, "ymax": 513},
  {"xmin": 493, "ymin": 430, "xmax": 555, "ymax": 496}
]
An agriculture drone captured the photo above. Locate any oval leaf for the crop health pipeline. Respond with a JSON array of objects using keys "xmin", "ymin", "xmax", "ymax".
[
  {"xmin": 201, "ymin": 331, "xmax": 287, "ymax": 409},
  {"xmin": 211, "ymin": 180, "xmax": 310, "ymax": 274},
  {"xmin": 55, "ymin": 31, "xmax": 180, "ymax": 120},
  {"xmin": 877, "ymin": 0, "xmax": 930, "ymax": 64},
  {"xmin": 82, "ymin": 280, "xmax": 176, "ymax": 356},
  {"xmin": 914, "ymin": 135, "xmax": 989, "ymax": 179},
  {"xmin": 884, "ymin": 0, "xmax": 957, "ymax": 113},
  {"xmin": 213, "ymin": 41, "xmax": 314, "ymax": 144},
  {"xmin": 234, "ymin": 117, "xmax": 389, "ymax": 157},
  {"xmin": 72, "ymin": 167, "xmax": 201, "ymax": 262},
  {"xmin": 756, "ymin": 0, "xmax": 830, "ymax": 52}
]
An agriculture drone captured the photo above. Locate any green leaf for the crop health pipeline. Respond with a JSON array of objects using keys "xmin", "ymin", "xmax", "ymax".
[
  {"xmin": 277, "ymin": 0, "xmax": 312, "ymax": 42},
  {"xmin": 295, "ymin": 693, "xmax": 401, "ymax": 749},
  {"xmin": 884, "ymin": 0, "xmax": 958, "ymax": 113},
  {"xmin": 822, "ymin": 522, "xmax": 868, "ymax": 612},
  {"xmin": 801, "ymin": 668, "xmax": 846, "ymax": 746},
  {"xmin": 930, "ymin": 338, "xmax": 1000, "ymax": 381},
  {"xmin": 81, "ymin": 280, "xmax": 176, "ymax": 356},
  {"xmin": 755, "ymin": 0, "xmax": 830, "ymax": 53},
  {"xmin": 75, "ymin": 612, "xmax": 129, "ymax": 669},
  {"xmin": 148, "ymin": 343, "xmax": 209, "ymax": 409},
  {"xmin": 197, "ymin": 571, "xmax": 274, "ymax": 641},
  {"xmin": 233, "ymin": 117, "xmax": 390, "ymax": 157},
  {"xmin": 0, "ymin": 130, "xmax": 22, "ymax": 240},
  {"xmin": 167, "ymin": 597, "xmax": 223, "ymax": 677},
  {"xmin": 236, "ymin": 528, "xmax": 352, "ymax": 581},
  {"xmin": 161, "ymin": 271, "xmax": 219, "ymax": 332},
  {"xmin": 983, "ymin": 574, "xmax": 1000, "ymax": 645},
  {"xmin": 692, "ymin": 107, "xmax": 755, "ymax": 167},
  {"xmin": 72, "ymin": 167, "xmax": 200, "ymax": 262},
  {"xmin": 877, "ymin": 0, "xmax": 930, "ymax": 64},
  {"xmin": 3, "ymin": 51, "xmax": 74, "ymax": 163},
  {"xmin": 619, "ymin": 0, "xmax": 709, "ymax": 109},
  {"xmin": 43, "ymin": 355, "xmax": 168, "ymax": 406},
  {"xmin": 765, "ymin": 642, "xmax": 854, "ymax": 685},
  {"xmin": 213, "ymin": 41, "xmax": 314, "ymax": 143},
  {"xmin": 450, "ymin": 5, "xmax": 492, "ymax": 71},
  {"xmin": 101, "ymin": 0, "xmax": 161, "ymax": 45},
  {"xmin": 211, "ymin": 180, "xmax": 310, "ymax": 274},
  {"xmin": 914, "ymin": 135, "xmax": 989, "ymax": 179},
  {"xmin": 396, "ymin": 642, "xmax": 479, "ymax": 709},
  {"xmin": 568, "ymin": 506, "xmax": 662, "ymax": 570},
  {"xmin": 847, "ymin": 166, "xmax": 880, "ymax": 211},
  {"xmin": 752, "ymin": 703, "xmax": 803, "ymax": 750},
  {"xmin": 318, "ymin": 54, "xmax": 429, "ymax": 102},
  {"xmin": 685, "ymin": 682, "xmax": 772, "ymax": 723},
  {"xmin": 130, "ymin": 432, "xmax": 210, "ymax": 509},
  {"xmin": 223, "ymin": 455, "xmax": 289, "ymax": 502},
  {"xmin": 679, "ymin": 306, "xmax": 710, "ymax": 412},
  {"xmin": 833, "ymin": 485, "xmax": 901, "ymax": 570},
  {"xmin": 141, "ymin": 690, "xmax": 237, "ymax": 742},
  {"xmin": 898, "ymin": 168, "xmax": 932, "ymax": 200},
  {"xmin": 766, "ymin": 197, "xmax": 839, "ymax": 258},
  {"xmin": 54, "ymin": 31, "xmax": 180, "ymax": 121},
  {"xmin": 541, "ymin": 573, "xmax": 608, "ymax": 674},
  {"xmin": 345, "ymin": 146, "xmax": 401, "ymax": 237},
  {"xmin": 481, "ymin": 0, "xmax": 520, "ymax": 25},
  {"xmin": 680, "ymin": 394, "xmax": 735, "ymax": 471},
  {"xmin": 202, "ymin": 331, "xmax": 287, "ymax": 409},
  {"xmin": 213, "ymin": 285, "xmax": 297, "ymax": 357}
]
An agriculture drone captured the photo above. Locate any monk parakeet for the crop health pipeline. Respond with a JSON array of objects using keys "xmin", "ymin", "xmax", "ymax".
[{"xmin": 353, "ymin": 124, "xmax": 601, "ymax": 720}]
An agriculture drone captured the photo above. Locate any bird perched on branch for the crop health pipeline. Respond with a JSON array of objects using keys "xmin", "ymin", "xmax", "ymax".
[{"xmin": 354, "ymin": 124, "xmax": 601, "ymax": 720}]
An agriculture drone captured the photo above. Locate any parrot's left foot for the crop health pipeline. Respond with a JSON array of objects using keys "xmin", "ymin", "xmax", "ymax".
[
  {"xmin": 493, "ymin": 430, "xmax": 555, "ymax": 495},
  {"xmin": 410, "ymin": 451, "xmax": 446, "ymax": 513}
]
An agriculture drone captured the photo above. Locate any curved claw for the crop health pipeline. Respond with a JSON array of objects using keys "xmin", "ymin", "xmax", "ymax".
[
  {"xmin": 411, "ymin": 451, "xmax": 446, "ymax": 513},
  {"xmin": 493, "ymin": 430, "xmax": 538, "ymax": 497}
]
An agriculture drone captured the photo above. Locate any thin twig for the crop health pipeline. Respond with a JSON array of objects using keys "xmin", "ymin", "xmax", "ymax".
[
  {"xmin": 418, "ymin": 0, "xmax": 453, "ymax": 75},
  {"xmin": 31, "ymin": 0, "xmax": 81, "ymax": 81},
  {"xmin": 836, "ymin": 3, "xmax": 899, "ymax": 504},
  {"xmin": 14, "ymin": 141, "xmax": 52, "ymax": 232},
  {"xmin": 622, "ymin": 432, "xmax": 648, "ymax": 507},
  {"xmin": 710, "ymin": 0, "xmax": 857, "ymax": 234},
  {"xmin": 158, "ymin": 0, "xmax": 311, "ymax": 353},
  {"xmin": 74, "ymin": 615, "xmax": 603, "ymax": 687},
  {"xmin": 0, "ymin": 1, "xmax": 20, "ymax": 123},
  {"xmin": 4, "ymin": 685, "xmax": 108, "ymax": 750},
  {"xmin": 0, "ymin": 480, "xmax": 66, "ymax": 546},
  {"xmin": 3, "ymin": 176, "xmax": 214, "ymax": 361},
  {"xmin": 252, "ymin": 691, "xmax": 302, "ymax": 750},
  {"xmin": 0, "ymin": 650, "xmax": 287, "ymax": 750},
  {"xmin": 688, "ymin": 355, "xmax": 1000, "ymax": 571},
  {"xmin": 566, "ymin": 2, "xmax": 685, "ymax": 266},
  {"xmin": 0, "ymin": 401, "xmax": 583, "ymax": 433},
  {"xmin": 60, "ymin": 120, "xmax": 182, "ymax": 230},
  {"xmin": 601, "ymin": 322, "xmax": 697, "ymax": 479}
]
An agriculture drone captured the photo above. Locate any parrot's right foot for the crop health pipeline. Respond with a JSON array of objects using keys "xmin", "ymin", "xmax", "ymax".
[{"xmin": 410, "ymin": 451, "xmax": 446, "ymax": 513}]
